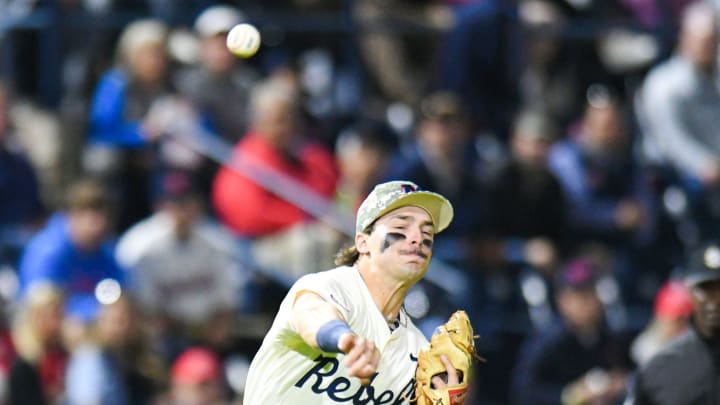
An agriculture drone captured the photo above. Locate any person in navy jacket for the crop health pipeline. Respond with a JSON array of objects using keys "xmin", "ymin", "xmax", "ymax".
[{"xmin": 0, "ymin": 81, "xmax": 45, "ymax": 262}]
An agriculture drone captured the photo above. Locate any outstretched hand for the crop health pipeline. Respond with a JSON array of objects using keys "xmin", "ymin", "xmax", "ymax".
[{"xmin": 339, "ymin": 333, "xmax": 381, "ymax": 385}]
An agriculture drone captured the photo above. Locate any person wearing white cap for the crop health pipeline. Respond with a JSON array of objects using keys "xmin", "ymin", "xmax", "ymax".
[
  {"xmin": 244, "ymin": 180, "xmax": 468, "ymax": 404},
  {"xmin": 175, "ymin": 5, "xmax": 259, "ymax": 142}
]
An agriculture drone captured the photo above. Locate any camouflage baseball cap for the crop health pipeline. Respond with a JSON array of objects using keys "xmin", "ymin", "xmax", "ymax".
[{"xmin": 356, "ymin": 180, "xmax": 454, "ymax": 234}]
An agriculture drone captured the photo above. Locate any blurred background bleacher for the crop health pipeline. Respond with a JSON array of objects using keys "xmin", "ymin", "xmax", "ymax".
[{"xmin": 1, "ymin": 0, "xmax": 719, "ymax": 404}]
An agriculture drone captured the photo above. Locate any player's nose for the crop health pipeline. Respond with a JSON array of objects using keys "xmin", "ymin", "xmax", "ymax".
[{"xmin": 406, "ymin": 226, "xmax": 423, "ymax": 245}]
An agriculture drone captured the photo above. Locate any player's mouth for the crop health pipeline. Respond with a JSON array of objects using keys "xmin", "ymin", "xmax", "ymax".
[{"xmin": 400, "ymin": 249, "xmax": 428, "ymax": 259}]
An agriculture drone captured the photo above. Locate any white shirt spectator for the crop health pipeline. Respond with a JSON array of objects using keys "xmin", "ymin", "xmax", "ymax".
[{"xmin": 116, "ymin": 212, "xmax": 247, "ymax": 323}]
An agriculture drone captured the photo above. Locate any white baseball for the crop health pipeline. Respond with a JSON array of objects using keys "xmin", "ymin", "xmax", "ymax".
[{"xmin": 226, "ymin": 23, "xmax": 261, "ymax": 58}]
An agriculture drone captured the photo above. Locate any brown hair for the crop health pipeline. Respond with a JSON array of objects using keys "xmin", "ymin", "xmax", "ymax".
[
  {"xmin": 334, "ymin": 223, "xmax": 375, "ymax": 266},
  {"xmin": 66, "ymin": 178, "xmax": 112, "ymax": 212}
]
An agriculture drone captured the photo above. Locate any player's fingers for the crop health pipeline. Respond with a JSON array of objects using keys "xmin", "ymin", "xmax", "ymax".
[
  {"xmin": 345, "ymin": 339, "xmax": 376, "ymax": 371},
  {"xmin": 349, "ymin": 362, "xmax": 376, "ymax": 378},
  {"xmin": 440, "ymin": 355, "xmax": 460, "ymax": 385},
  {"xmin": 345, "ymin": 340, "xmax": 379, "ymax": 382},
  {"xmin": 432, "ymin": 375, "xmax": 445, "ymax": 389},
  {"xmin": 337, "ymin": 333, "xmax": 357, "ymax": 353},
  {"xmin": 346, "ymin": 349, "xmax": 374, "ymax": 375},
  {"xmin": 343, "ymin": 336, "xmax": 365, "ymax": 364},
  {"xmin": 351, "ymin": 337, "xmax": 377, "ymax": 360}
]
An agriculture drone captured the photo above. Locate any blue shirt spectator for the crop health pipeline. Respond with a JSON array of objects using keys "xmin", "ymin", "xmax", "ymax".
[
  {"xmin": 88, "ymin": 68, "xmax": 150, "ymax": 148},
  {"xmin": 548, "ymin": 90, "xmax": 655, "ymax": 247},
  {"xmin": 17, "ymin": 179, "xmax": 124, "ymax": 322},
  {"xmin": 83, "ymin": 19, "xmax": 175, "ymax": 232},
  {"xmin": 17, "ymin": 214, "xmax": 124, "ymax": 318}
]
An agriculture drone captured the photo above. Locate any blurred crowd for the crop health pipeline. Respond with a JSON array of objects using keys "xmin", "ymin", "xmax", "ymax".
[{"xmin": 2, "ymin": 0, "xmax": 720, "ymax": 404}]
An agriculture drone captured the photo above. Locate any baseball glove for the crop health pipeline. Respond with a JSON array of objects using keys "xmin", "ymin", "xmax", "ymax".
[{"xmin": 414, "ymin": 310, "xmax": 484, "ymax": 405}]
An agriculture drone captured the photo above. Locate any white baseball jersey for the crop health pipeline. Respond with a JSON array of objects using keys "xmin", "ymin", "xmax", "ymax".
[{"xmin": 244, "ymin": 266, "xmax": 429, "ymax": 404}]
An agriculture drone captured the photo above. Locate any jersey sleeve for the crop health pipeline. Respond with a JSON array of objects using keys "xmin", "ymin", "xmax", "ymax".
[{"xmin": 290, "ymin": 271, "xmax": 354, "ymax": 323}]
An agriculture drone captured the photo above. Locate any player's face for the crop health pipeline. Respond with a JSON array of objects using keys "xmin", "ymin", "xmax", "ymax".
[
  {"xmin": 364, "ymin": 206, "xmax": 435, "ymax": 281},
  {"xmin": 691, "ymin": 279, "xmax": 720, "ymax": 339}
]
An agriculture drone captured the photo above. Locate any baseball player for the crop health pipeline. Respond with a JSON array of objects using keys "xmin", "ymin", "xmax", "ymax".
[{"xmin": 244, "ymin": 180, "xmax": 464, "ymax": 404}]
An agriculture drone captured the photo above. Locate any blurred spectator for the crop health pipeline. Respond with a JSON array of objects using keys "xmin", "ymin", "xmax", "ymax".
[
  {"xmin": 511, "ymin": 259, "xmax": 632, "ymax": 405},
  {"xmin": 382, "ymin": 91, "xmax": 494, "ymax": 265},
  {"xmin": 6, "ymin": 82, "xmax": 65, "ymax": 210},
  {"xmin": 86, "ymin": 18, "xmax": 171, "ymax": 148},
  {"xmin": 17, "ymin": 178, "xmax": 125, "ymax": 323},
  {"xmin": 212, "ymin": 77, "xmax": 341, "ymax": 282},
  {"xmin": 516, "ymin": 0, "xmax": 585, "ymax": 132},
  {"xmin": 0, "ymin": 0, "xmax": 35, "ymax": 20},
  {"xmin": 380, "ymin": 91, "xmax": 500, "ymax": 341},
  {"xmin": 212, "ymin": 77, "xmax": 339, "ymax": 238},
  {"xmin": 630, "ymin": 279, "xmax": 693, "ymax": 366},
  {"xmin": 549, "ymin": 85, "xmax": 655, "ymax": 249},
  {"xmin": 83, "ymin": 18, "xmax": 176, "ymax": 231},
  {"xmin": 175, "ymin": 5, "xmax": 258, "ymax": 143},
  {"xmin": 333, "ymin": 119, "xmax": 397, "ymax": 216},
  {"xmin": 631, "ymin": 242, "xmax": 720, "ymax": 404},
  {"xmin": 487, "ymin": 108, "xmax": 567, "ymax": 274},
  {"xmin": 435, "ymin": 0, "xmax": 519, "ymax": 138},
  {"xmin": 545, "ymin": 0, "xmax": 663, "ymax": 75},
  {"xmin": 166, "ymin": 346, "xmax": 227, "ymax": 405},
  {"xmin": 65, "ymin": 296, "xmax": 160, "ymax": 405},
  {"xmin": 352, "ymin": 0, "xmax": 454, "ymax": 105},
  {"xmin": 8, "ymin": 284, "xmax": 67, "ymax": 405},
  {"xmin": 116, "ymin": 170, "xmax": 252, "ymax": 353},
  {"xmin": 638, "ymin": 0, "xmax": 720, "ymax": 178},
  {"xmin": 0, "ymin": 80, "xmax": 45, "ymax": 243},
  {"xmin": 637, "ymin": 2, "xmax": 720, "ymax": 236}
]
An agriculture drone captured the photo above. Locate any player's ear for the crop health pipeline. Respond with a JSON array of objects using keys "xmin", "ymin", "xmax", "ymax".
[{"xmin": 355, "ymin": 232, "xmax": 370, "ymax": 255}]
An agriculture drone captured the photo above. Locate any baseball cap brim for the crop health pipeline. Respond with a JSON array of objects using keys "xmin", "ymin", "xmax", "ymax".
[
  {"xmin": 369, "ymin": 191, "xmax": 454, "ymax": 234},
  {"xmin": 685, "ymin": 271, "xmax": 720, "ymax": 288}
]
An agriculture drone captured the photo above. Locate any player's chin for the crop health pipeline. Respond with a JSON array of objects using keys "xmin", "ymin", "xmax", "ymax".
[
  {"xmin": 402, "ymin": 260, "xmax": 430, "ymax": 276},
  {"xmin": 402, "ymin": 255, "xmax": 427, "ymax": 265}
]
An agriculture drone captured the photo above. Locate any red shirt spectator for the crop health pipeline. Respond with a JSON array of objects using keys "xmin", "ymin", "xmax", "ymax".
[
  {"xmin": 212, "ymin": 78, "xmax": 338, "ymax": 237},
  {"xmin": 213, "ymin": 132, "xmax": 337, "ymax": 237}
]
